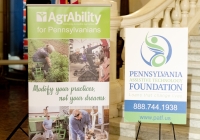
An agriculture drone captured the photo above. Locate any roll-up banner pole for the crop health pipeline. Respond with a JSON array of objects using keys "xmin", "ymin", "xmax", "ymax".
[{"xmin": 27, "ymin": 4, "xmax": 110, "ymax": 140}]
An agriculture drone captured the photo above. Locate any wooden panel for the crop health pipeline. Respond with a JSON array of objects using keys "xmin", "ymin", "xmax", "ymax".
[
  {"xmin": 0, "ymin": 0, "xmax": 3, "ymax": 12},
  {"xmin": 0, "ymin": 13, "xmax": 2, "ymax": 32},
  {"xmin": 0, "ymin": 32, "xmax": 2, "ymax": 59}
]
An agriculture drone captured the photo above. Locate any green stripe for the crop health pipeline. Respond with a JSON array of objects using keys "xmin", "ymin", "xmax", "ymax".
[{"xmin": 124, "ymin": 112, "xmax": 186, "ymax": 124}]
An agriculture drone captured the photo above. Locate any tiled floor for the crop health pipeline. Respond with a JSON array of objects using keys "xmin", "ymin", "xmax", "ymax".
[
  {"xmin": 0, "ymin": 81, "xmax": 28, "ymax": 140},
  {"xmin": 109, "ymin": 134, "xmax": 136, "ymax": 140}
]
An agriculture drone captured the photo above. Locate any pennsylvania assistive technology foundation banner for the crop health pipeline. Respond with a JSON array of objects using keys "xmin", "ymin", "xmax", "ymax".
[
  {"xmin": 28, "ymin": 4, "xmax": 110, "ymax": 140},
  {"xmin": 124, "ymin": 28, "xmax": 188, "ymax": 124}
]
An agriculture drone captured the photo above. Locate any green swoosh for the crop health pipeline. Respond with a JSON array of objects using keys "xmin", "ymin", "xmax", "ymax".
[{"xmin": 145, "ymin": 33, "xmax": 164, "ymax": 51}]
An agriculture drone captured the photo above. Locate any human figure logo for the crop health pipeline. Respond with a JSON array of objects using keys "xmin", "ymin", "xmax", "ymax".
[
  {"xmin": 140, "ymin": 33, "xmax": 172, "ymax": 67},
  {"xmin": 36, "ymin": 12, "xmax": 47, "ymax": 22}
]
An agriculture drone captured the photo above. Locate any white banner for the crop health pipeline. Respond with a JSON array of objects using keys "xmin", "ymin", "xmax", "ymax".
[{"xmin": 124, "ymin": 28, "xmax": 188, "ymax": 124}]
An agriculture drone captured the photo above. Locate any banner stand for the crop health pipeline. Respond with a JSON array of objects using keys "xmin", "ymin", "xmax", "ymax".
[
  {"xmin": 135, "ymin": 121, "xmax": 141, "ymax": 140},
  {"xmin": 159, "ymin": 123, "xmax": 161, "ymax": 140},
  {"xmin": 6, "ymin": 113, "xmax": 28, "ymax": 140},
  {"xmin": 170, "ymin": 122, "xmax": 176, "ymax": 140},
  {"xmin": 135, "ymin": 121, "xmax": 176, "ymax": 140}
]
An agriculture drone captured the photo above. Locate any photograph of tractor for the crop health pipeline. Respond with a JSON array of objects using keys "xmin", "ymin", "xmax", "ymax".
[
  {"xmin": 29, "ymin": 106, "xmax": 70, "ymax": 140},
  {"xmin": 69, "ymin": 39, "xmax": 110, "ymax": 82}
]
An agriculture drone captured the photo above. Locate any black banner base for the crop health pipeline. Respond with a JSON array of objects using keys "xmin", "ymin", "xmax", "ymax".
[
  {"xmin": 136, "ymin": 121, "xmax": 176, "ymax": 140},
  {"xmin": 6, "ymin": 113, "xmax": 28, "ymax": 140}
]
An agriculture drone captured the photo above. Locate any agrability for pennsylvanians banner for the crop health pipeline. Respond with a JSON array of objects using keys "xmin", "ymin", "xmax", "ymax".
[{"xmin": 28, "ymin": 5, "xmax": 110, "ymax": 140}]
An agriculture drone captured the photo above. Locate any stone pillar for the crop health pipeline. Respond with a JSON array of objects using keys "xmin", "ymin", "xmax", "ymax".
[
  {"xmin": 109, "ymin": 6, "xmax": 123, "ymax": 118},
  {"xmin": 118, "ymin": 27, "xmax": 130, "ymax": 102},
  {"xmin": 162, "ymin": 7, "xmax": 173, "ymax": 27},
  {"xmin": 152, "ymin": 10, "xmax": 164, "ymax": 28},
  {"xmin": 197, "ymin": 0, "xmax": 200, "ymax": 7},
  {"xmin": 162, "ymin": 1, "xmax": 175, "ymax": 28},
  {"xmin": 180, "ymin": 0, "xmax": 190, "ymax": 27},
  {"xmin": 172, "ymin": 0, "xmax": 182, "ymax": 27},
  {"xmin": 189, "ymin": 0, "xmax": 197, "ymax": 17},
  {"xmin": 152, "ymin": 18, "xmax": 161, "ymax": 28}
]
